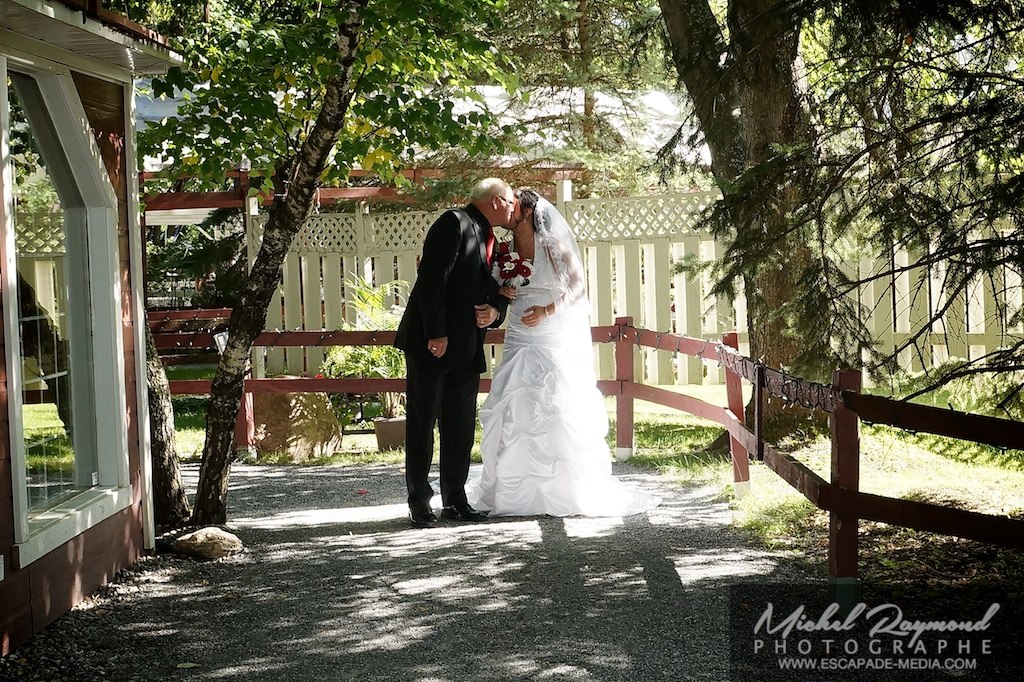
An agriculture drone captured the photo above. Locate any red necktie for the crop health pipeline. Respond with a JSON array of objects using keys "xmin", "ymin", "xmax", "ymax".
[{"xmin": 485, "ymin": 229, "xmax": 495, "ymax": 263}]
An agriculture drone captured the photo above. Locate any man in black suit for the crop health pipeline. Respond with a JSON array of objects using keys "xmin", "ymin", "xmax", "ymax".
[{"xmin": 395, "ymin": 178, "xmax": 516, "ymax": 528}]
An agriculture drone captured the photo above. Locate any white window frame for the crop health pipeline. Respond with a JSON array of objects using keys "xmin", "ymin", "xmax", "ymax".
[{"xmin": 0, "ymin": 53, "xmax": 131, "ymax": 567}]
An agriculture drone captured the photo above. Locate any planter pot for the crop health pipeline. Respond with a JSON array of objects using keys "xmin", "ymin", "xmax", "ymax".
[{"xmin": 374, "ymin": 416, "xmax": 406, "ymax": 451}]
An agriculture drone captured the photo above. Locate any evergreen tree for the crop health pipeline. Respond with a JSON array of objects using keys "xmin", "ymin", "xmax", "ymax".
[{"xmin": 656, "ymin": 0, "xmax": 1024, "ymax": 419}]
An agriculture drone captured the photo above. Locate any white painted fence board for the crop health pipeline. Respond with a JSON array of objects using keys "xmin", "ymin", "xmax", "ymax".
[
  {"xmin": 674, "ymin": 239, "xmax": 702, "ymax": 383},
  {"xmin": 264, "ymin": 278, "xmax": 285, "ymax": 375},
  {"xmin": 282, "ymin": 252, "xmax": 303, "ymax": 373},
  {"xmin": 701, "ymin": 238, "xmax": 725, "ymax": 383},
  {"xmin": 237, "ymin": 189, "xmax": 1018, "ymax": 387},
  {"xmin": 587, "ymin": 242, "xmax": 614, "ymax": 378},
  {"xmin": 301, "ymin": 254, "xmax": 325, "ymax": 372},
  {"xmin": 644, "ymin": 239, "xmax": 674, "ymax": 383},
  {"xmin": 323, "ymin": 254, "xmax": 344, "ymax": 333},
  {"xmin": 1007, "ymin": 263, "xmax": 1023, "ymax": 333},
  {"xmin": 396, "ymin": 253, "xmax": 417, "ymax": 290}
]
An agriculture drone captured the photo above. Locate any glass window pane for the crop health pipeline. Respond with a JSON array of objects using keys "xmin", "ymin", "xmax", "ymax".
[{"xmin": 8, "ymin": 75, "xmax": 86, "ymax": 511}]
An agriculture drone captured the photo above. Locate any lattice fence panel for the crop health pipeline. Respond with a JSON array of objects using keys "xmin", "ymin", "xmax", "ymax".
[
  {"xmin": 15, "ymin": 209, "xmax": 65, "ymax": 255},
  {"xmin": 216, "ymin": 211, "xmax": 246, "ymax": 238},
  {"xmin": 568, "ymin": 192, "xmax": 720, "ymax": 242},
  {"xmin": 370, "ymin": 211, "xmax": 438, "ymax": 254},
  {"xmin": 251, "ymin": 193, "xmax": 740, "ymax": 383},
  {"xmin": 291, "ymin": 214, "xmax": 360, "ymax": 254}
]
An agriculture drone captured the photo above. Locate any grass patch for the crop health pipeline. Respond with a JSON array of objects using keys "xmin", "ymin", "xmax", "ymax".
[
  {"xmin": 594, "ymin": 385, "xmax": 1024, "ymax": 609},
  {"xmin": 626, "ymin": 412, "xmax": 728, "ymax": 483},
  {"xmin": 23, "ymin": 403, "xmax": 65, "ymax": 433},
  {"xmin": 23, "ymin": 404, "xmax": 74, "ymax": 474},
  {"xmin": 171, "ymin": 396, "xmax": 208, "ymax": 460},
  {"xmin": 876, "ymin": 424, "xmax": 1024, "ymax": 471},
  {"xmin": 165, "ymin": 364, "xmax": 217, "ymax": 381},
  {"xmin": 728, "ymin": 426, "xmax": 1024, "ymax": 611}
]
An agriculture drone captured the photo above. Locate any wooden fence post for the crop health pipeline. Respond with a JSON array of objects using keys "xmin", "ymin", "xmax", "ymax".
[
  {"xmin": 754, "ymin": 364, "xmax": 765, "ymax": 462},
  {"xmin": 723, "ymin": 332, "xmax": 750, "ymax": 498},
  {"xmin": 829, "ymin": 369, "xmax": 862, "ymax": 610},
  {"xmin": 614, "ymin": 316, "xmax": 634, "ymax": 461},
  {"xmin": 556, "ymin": 178, "xmax": 572, "ymax": 216},
  {"xmin": 243, "ymin": 192, "xmax": 266, "ymax": 379},
  {"xmin": 234, "ymin": 377, "xmax": 256, "ymax": 462}
]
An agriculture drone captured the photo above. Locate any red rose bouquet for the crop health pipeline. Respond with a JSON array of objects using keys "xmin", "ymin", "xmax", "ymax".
[{"xmin": 492, "ymin": 241, "xmax": 531, "ymax": 287}]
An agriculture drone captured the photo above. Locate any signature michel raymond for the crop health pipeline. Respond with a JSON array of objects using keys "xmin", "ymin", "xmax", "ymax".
[{"xmin": 754, "ymin": 602, "xmax": 1001, "ymax": 647}]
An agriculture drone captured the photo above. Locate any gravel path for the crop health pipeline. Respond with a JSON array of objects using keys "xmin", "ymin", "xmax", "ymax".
[{"xmin": 1, "ymin": 463, "xmax": 806, "ymax": 681}]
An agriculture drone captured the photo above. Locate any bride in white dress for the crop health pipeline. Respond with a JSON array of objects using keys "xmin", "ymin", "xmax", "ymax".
[{"xmin": 467, "ymin": 189, "xmax": 661, "ymax": 517}]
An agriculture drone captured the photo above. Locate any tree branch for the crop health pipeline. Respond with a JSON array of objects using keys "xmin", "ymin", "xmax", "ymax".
[{"xmin": 657, "ymin": 0, "xmax": 744, "ymax": 184}]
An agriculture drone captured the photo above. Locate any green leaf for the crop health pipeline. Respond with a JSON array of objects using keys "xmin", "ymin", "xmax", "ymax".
[{"xmin": 141, "ymin": 0, "xmax": 516, "ymax": 187}]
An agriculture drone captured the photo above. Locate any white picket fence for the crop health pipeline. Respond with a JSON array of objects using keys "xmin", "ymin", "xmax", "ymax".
[
  {"xmin": 851, "ymin": 241, "xmax": 1023, "ymax": 375},
  {"xmin": 248, "ymin": 183, "xmax": 1022, "ymax": 385}
]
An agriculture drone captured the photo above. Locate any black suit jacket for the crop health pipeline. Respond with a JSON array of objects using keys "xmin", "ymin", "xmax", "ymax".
[{"xmin": 395, "ymin": 204, "xmax": 508, "ymax": 373}]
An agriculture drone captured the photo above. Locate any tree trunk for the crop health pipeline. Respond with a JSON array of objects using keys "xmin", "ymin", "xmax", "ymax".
[
  {"xmin": 577, "ymin": 0, "xmax": 597, "ymax": 150},
  {"xmin": 660, "ymin": 0, "xmax": 821, "ymax": 434},
  {"xmin": 658, "ymin": 0, "xmax": 745, "ymax": 184},
  {"xmin": 145, "ymin": 324, "xmax": 191, "ymax": 528},
  {"xmin": 728, "ymin": 0, "xmax": 820, "ymax": 432},
  {"xmin": 190, "ymin": 4, "xmax": 367, "ymax": 524}
]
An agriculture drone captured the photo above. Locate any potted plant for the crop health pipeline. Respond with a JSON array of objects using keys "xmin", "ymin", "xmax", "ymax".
[{"xmin": 320, "ymin": 277, "xmax": 409, "ymax": 450}]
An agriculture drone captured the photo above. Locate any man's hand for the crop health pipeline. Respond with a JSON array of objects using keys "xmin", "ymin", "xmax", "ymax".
[
  {"xmin": 475, "ymin": 304, "xmax": 498, "ymax": 328},
  {"xmin": 427, "ymin": 336, "xmax": 448, "ymax": 358}
]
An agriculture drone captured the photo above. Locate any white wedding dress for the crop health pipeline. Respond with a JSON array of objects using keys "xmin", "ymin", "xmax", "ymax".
[{"xmin": 467, "ymin": 226, "xmax": 661, "ymax": 517}]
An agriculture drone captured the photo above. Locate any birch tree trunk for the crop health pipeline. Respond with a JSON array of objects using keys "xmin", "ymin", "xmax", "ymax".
[{"xmin": 190, "ymin": 4, "xmax": 367, "ymax": 524}]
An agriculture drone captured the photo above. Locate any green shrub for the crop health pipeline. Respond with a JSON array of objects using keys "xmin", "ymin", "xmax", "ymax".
[
  {"xmin": 320, "ymin": 277, "xmax": 409, "ymax": 420},
  {"xmin": 885, "ymin": 365, "xmax": 1024, "ymax": 420}
]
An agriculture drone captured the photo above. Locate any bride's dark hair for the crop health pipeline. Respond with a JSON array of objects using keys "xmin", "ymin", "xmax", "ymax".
[
  {"xmin": 516, "ymin": 186, "xmax": 540, "ymax": 231},
  {"xmin": 514, "ymin": 188, "xmax": 541, "ymax": 227}
]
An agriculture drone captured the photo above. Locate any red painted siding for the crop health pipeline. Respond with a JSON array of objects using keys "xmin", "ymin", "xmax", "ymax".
[{"xmin": 0, "ymin": 71, "xmax": 144, "ymax": 656}]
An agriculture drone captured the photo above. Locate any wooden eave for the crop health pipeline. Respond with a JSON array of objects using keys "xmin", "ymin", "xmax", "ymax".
[{"xmin": 0, "ymin": 0, "xmax": 180, "ymax": 74}]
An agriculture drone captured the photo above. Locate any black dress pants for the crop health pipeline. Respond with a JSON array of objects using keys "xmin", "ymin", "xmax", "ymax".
[{"xmin": 404, "ymin": 353, "xmax": 480, "ymax": 511}]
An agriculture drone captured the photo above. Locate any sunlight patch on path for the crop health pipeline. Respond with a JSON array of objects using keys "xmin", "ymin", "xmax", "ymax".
[
  {"xmin": 562, "ymin": 516, "xmax": 624, "ymax": 537},
  {"xmin": 231, "ymin": 503, "xmax": 410, "ymax": 528},
  {"xmin": 673, "ymin": 548, "xmax": 773, "ymax": 583}
]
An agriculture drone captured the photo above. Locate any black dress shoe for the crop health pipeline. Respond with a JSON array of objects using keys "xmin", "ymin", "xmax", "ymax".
[
  {"xmin": 440, "ymin": 503, "xmax": 489, "ymax": 522},
  {"xmin": 409, "ymin": 509, "xmax": 438, "ymax": 528}
]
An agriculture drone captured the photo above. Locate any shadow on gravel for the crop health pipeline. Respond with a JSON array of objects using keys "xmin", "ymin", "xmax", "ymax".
[{"xmin": 1, "ymin": 464, "xmax": 807, "ymax": 682}]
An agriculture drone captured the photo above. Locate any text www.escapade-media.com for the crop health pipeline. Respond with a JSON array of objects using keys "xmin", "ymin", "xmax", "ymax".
[{"xmin": 776, "ymin": 656, "xmax": 978, "ymax": 672}]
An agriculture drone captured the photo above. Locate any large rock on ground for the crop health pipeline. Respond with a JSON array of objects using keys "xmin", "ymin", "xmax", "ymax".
[
  {"xmin": 173, "ymin": 527, "xmax": 243, "ymax": 560},
  {"xmin": 252, "ymin": 382, "xmax": 344, "ymax": 461}
]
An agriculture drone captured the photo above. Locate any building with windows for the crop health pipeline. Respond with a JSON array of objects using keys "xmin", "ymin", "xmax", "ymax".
[{"xmin": 0, "ymin": 0, "xmax": 176, "ymax": 653}]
